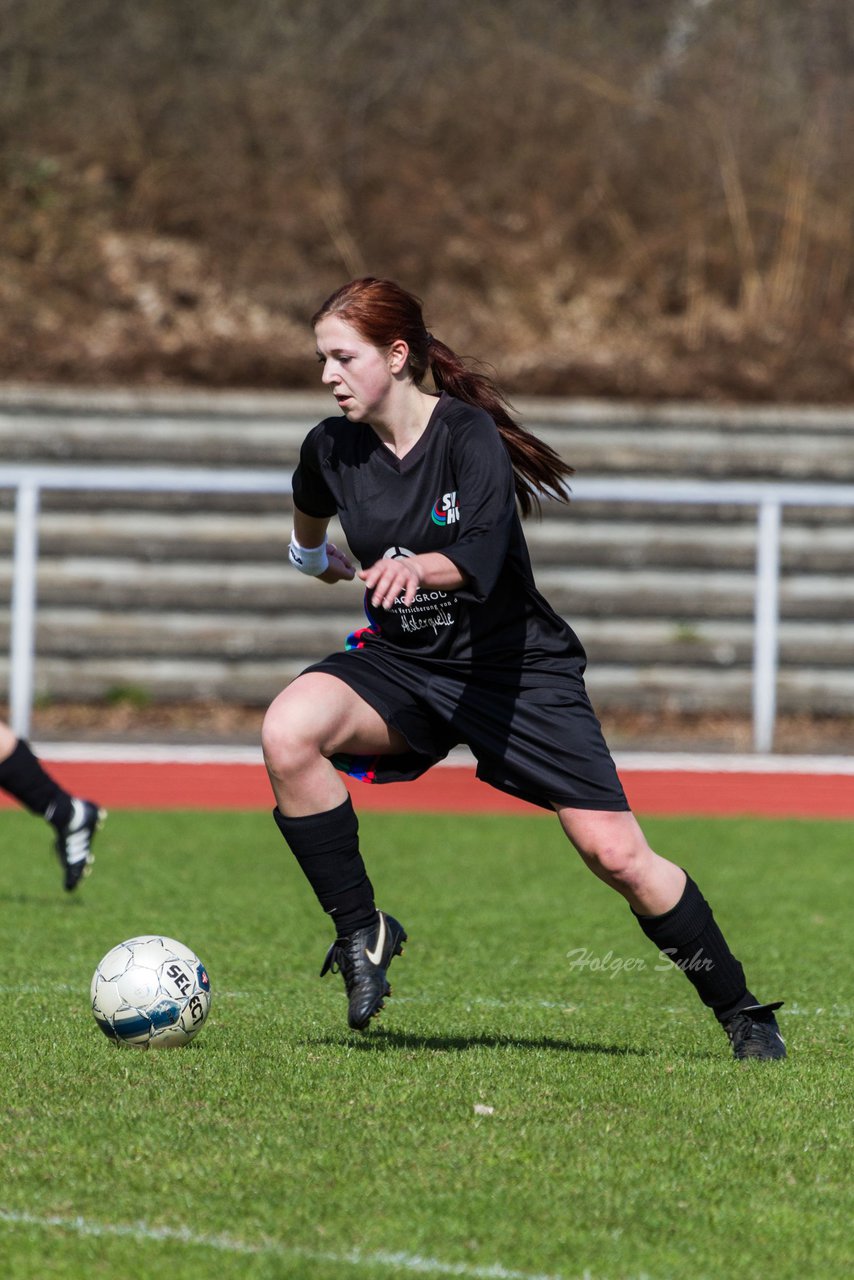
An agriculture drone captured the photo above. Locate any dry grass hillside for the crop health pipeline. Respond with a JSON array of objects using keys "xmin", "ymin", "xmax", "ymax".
[{"xmin": 1, "ymin": 0, "xmax": 853, "ymax": 401}]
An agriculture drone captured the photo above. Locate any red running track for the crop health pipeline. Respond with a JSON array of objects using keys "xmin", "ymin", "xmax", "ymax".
[{"xmin": 1, "ymin": 759, "xmax": 853, "ymax": 818}]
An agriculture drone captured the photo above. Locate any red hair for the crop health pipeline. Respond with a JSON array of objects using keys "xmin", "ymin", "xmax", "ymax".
[{"xmin": 313, "ymin": 278, "xmax": 573, "ymax": 515}]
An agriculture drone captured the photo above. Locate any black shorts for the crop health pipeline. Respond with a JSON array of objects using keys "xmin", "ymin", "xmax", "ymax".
[{"xmin": 304, "ymin": 647, "xmax": 629, "ymax": 813}]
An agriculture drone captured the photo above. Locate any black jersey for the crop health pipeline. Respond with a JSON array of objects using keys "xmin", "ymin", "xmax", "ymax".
[{"xmin": 292, "ymin": 392, "xmax": 586, "ymax": 679}]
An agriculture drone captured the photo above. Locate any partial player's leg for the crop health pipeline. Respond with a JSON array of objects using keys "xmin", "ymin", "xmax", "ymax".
[
  {"xmin": 0, "ymin": 723, "xmax": 105, "ymax": 891},
  {"xmin": 556, "ymin": 805, "xmax": 786, "ymax": 1060},
  {"xmin": 556, "ymin": 806, "xmax": 684, "ymax": 915},
  {"xmin": 263, "ymin": 671, "xmax": 411, "ymax": 814},
  {"xmin": 262, "ymin": 673, "xmax": 408, "ymax": 1029}
]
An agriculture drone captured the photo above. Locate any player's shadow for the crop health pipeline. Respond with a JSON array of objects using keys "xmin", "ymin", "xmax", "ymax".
[
  {"xmin": 0, "ymin": 892, "xmax": 84, "ymax": 907},
  {"xmin": 312, "ymin": 1028, "xmax": 651, "ymax": 1057}
]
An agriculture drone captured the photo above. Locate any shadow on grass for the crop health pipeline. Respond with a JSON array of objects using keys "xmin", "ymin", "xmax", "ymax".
[
  {"xmin": 307, "ymin": 1028, "xmax": 651, "ymax": 1057},
  {"xmin": 0, "ymin": 892, "xmax": 84, "ymax": 907}
]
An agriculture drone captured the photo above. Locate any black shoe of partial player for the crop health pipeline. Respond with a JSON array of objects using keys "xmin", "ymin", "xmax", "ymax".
[
  {"xmin": 54, "ymin": 798, "xmax": 106, "ymax": 891},
  {"xmin": 723, "ymin": 1001, "xmax": 787, "ymax": 1061},
  {"xmin": 320, "ymin": 910, "xmax": 407, "ymax": 1030}
]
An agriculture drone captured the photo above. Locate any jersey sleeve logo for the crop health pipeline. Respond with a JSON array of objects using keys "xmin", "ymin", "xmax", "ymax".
[{"xmin": 431, "ymin": 491, "xmax": 460, "ymax": 526}]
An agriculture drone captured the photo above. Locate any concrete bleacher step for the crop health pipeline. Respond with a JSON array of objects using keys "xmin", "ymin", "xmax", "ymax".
[
  {"xmin": 0, "ymin": 607, "xmax": 361, "ymax": 658},
  {"xmin": 524, "ymin": 520, "xmax": 854, "ymax": 572},
  {"xmin": 2, "ymin": 510, "xmax": 852, "ymax": 574},
  {"xmin": 2, "ymin": 387, "xmax": 852, "ymax": 719},
  {"xmin": 2, "ymin": 654, "xmax": 851, "ymax": 716},
  {"xmin": 2, "ymin": 609, "xmax": 852, "ymax": 669},
  {"xmin": 2, "ymin": 556, "xmax": 852, "ymax": 620},
  {"xmin": 3, "ymin": 390, "xmax": 854, "ymax": 477},
  {"xmin": 537, "ymin": 566, "xmax": 854, "ymax": 619},
  {"xmin": 582, "ymin": 665, "xmax": 854, "ymax": 715}
]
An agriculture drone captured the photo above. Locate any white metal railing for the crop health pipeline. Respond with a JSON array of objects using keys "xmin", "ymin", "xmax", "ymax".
[
  {"xmin": 3, "ymin": 465, "xmax": 292, "ymax": 745},
  {"xmin": 3, "ymin": 464, "xmax": 854, "ymax": 752}
]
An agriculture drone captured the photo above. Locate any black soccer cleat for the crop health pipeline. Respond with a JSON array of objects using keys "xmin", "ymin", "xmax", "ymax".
[
  {"xmin": 54, "ymin": 798, "xmax": 106, "ymax": 891},
  {"xmin": 320, "ymin": 910, "xmax": 407, "ymax": 1030},
  {"xmin": 722, "ymin": 1001, "xmax": 787, "ymax": 1061}
]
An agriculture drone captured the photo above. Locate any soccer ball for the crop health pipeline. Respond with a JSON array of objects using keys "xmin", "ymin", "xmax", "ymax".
[{"xmin": 91, "ymin": 935, "xmax": 212, "ymax": 1049}]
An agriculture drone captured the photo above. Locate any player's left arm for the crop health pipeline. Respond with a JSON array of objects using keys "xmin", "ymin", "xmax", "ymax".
[
  {"xmin": 439, "ymin": 416, "xmax": 516, "ymax": 602},
  {"xmin": 359, "ymin": 552, "xmax": 466, "ymax": 609}
]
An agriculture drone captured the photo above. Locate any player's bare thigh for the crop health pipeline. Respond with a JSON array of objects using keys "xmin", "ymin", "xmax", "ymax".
[
  {"xmin": 0, "ymin": 719, "xmax": 16, "ymax": 759},
  {"xmin": 262, "ymin": 671, "xmax": 409, "ymax": 767}
]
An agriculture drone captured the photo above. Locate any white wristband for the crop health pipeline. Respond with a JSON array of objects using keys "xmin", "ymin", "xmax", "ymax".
[{"xmin": 289, "ymin": 533, "xmax": 329, "ymax": 576}]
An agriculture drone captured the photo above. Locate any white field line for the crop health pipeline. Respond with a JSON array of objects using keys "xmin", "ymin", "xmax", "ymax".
[
  {"xmin": 30, "ymin": 742, "xmax": 854, "ymax": 775},
  {"xmin": 385, "ymin": 997, "xmax": 844, "ymax": 1018},
  {"xmin": 0, "ymin": 1209, "xmax": 589, "ymax": 1280},
  {"xmin": 0, "ymin": 984, "xmax": 842, "ymax": 1018}
]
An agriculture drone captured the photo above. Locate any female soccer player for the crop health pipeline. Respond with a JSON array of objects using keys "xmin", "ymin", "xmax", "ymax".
[
  {"xmin": 262, "ymin": 278, "xmax": 785, "ymax": 1061},
  {"xmin": 0, "ymin": 718, "xmax": 104, "ymax": 890}
]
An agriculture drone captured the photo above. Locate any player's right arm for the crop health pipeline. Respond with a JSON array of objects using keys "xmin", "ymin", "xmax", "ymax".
[{"xmin": 293, "ymin": 507, "xmax": 355, "ymax": 584}]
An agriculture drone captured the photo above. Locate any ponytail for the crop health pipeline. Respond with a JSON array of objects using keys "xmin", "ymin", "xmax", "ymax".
[
  {"xmin": 426, "ymin": 336, "xmax": 573, "ymax": 518},
  {"xmin": 312, "ymin": 277, "xmax": 574, "ymax": 517}
]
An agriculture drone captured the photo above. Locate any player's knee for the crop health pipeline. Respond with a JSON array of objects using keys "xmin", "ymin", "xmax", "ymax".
[
  {"xmin": 261, "ymin": 693, "xmax": 323, "ymax": 776},
  {"xmin": 581, "ymin": 835, "xmax": 649, "ymax": 893}
]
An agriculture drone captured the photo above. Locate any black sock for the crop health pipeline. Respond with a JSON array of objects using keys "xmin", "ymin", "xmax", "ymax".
[
  {"xmin": 633, "ymin": 874, "xmax": 758, "ymax": 1022},
  {"xmin": 0, "ymin": 739, "xmax": 73, "ymax": 827},
  {"xmin": 272, "ymin": 796, "xmax": 377, "ymax": 936}
]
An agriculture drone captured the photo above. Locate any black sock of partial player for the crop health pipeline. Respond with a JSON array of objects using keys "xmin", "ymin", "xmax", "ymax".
[
  {"xmin": 0, "ymin": 738, "xmax": 73, "ymax": 827},
  {"xmin": 633, "ymin": 874, "xmax": 758, "ymax": 1022},
  {"xmin": 272, "ymin": 796, "xmax": 378, "ymax": 936}
]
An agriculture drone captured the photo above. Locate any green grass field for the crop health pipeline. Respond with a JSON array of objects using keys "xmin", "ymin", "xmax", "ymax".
[{"xmin": 0, "ymin": 806, "xmax": 851, "ymax": 1280}]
